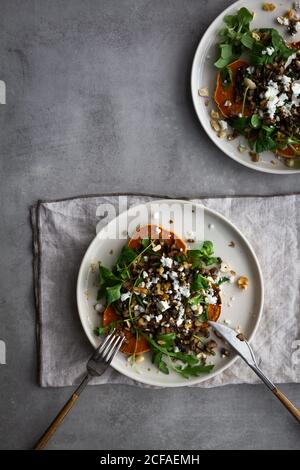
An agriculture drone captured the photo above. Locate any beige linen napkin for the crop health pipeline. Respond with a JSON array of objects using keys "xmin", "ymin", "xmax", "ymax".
[{"xmin": 31, "ymin": 194, "xmax": 300, "ymax": 387}]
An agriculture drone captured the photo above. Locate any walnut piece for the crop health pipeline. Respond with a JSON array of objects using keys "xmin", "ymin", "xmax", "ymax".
[
  {"xmin": 262, "ymin": 3, "xmax": 277, "ymax": 12},
  {"xmin": 237, "ymin": 276, "xmax": 249, "ymax": 290},
  {"xmin": 198, "ymin": 87, "xmax": 209, "ymax": 97}
]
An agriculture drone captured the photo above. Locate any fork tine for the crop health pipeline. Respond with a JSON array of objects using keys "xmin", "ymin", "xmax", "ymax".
[
  {"xmin": 97, "ymin": 328, "xmax": 116, "ymax": 355},
  {"xmin": 100, "ymin": 331, "xmax": 120, "ymax": 357},
  {"xmin": 104, "ymin": 335, "xmax": 125, "ymax": 364}
]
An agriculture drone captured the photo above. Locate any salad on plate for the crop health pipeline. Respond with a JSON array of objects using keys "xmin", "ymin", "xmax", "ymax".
[
  {"xmin": 94, "ymin": 225, "xmax": 236, "ymax": 378},
  {"xmin": 202, "ymin": 5, "xmax": 300, "ymax": 166}
]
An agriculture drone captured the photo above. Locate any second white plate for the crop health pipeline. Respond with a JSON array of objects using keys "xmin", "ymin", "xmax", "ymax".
[{"xmin": 191, "ymin": 0, "xmax": 300, "ymax": 174}]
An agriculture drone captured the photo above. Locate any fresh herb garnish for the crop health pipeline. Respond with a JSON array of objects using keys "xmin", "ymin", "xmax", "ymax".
[
  {"xmin": 188, "ymin": 240, "xmax": 218, "ymax": 268},
  {"xmin": 215, "ymin": 7, "xmax": 254, "ymax": 69}
]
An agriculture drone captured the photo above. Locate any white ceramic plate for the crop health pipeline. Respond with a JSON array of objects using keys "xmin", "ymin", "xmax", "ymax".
[
  {"xmin": 191, "ymin": 0, "xmax": 300, "ymax": 174},
  {"xmin": 77, "ymin": 199, "xmax": 264, "ymax": 387}
]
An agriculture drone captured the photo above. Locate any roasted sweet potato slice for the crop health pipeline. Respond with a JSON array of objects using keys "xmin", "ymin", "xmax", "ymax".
[
  {"xmin": 102, "ymin": 305, "xmax": 150, "ymax": 355},
  {"xmin": 214, "ymin": 59, "xmax": 249, "ymax": 118},
  {"xmin": 275, "ymin": 144, "xmax": 300, "ymax": 158},
  {"xmin": 199, "ymin": 285, "xmax": 221, "ymax": 329},
  {"xmin": 128, "ymin": 224, "xmax": 187, "ymax": 253}
]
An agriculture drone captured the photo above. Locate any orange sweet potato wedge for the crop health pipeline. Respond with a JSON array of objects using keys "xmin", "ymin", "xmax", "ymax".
[
  {"xmin": 128, "ymin": 224, "xmax": 187, "ymax": 253},
  {"xmin": 214, "ymin": 59, "xmax": 249, "ymax": 118},
  {"xmin": 102, "ymin": 305, "xmax": 150, "ymax": 355},
  {"xmin": 275, "ymin": 144, "xmax": 300, "ymax": 158},
  {"xmin": 199, "ymin": 286, "xmax": 221, "ymax": 329}
]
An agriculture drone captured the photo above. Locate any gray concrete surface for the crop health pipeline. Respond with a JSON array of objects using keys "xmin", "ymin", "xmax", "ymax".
[{"xmin": 0, "ymin": 0, "xmax": 299, "ymax": 450}]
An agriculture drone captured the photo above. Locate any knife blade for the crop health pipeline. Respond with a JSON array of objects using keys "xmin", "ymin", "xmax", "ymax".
[{"xmin": 208, "ymin": 320, "xmax": 274, "ymax": 390}]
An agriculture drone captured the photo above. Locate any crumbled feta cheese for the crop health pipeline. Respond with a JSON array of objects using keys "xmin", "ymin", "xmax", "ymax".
[
  {"xmin": 262, "ymin": 46, "xmax": 275, "ymax": 56},
  {"xmin": 265, "ymin": 80, "xmax": 279, "ymax": 99},
  {"xmin": 174, "ymin": 346, "xmax": 180, "ymax": 353},
  {"xmin": 157, "ymin": 300, "xmax": 170, "ymax": 312},
  {"xmin": 161, "ymin": 255, "xmax": 173, "ymax": 268},
  {"xmin": 205, "ymin": 294, "xmax": 217, "ymax": 305},
  {"xmin": 156, "ymin": 314, "xmax": 163, "ymax": 322},
  {"xmin": 169, "ymin": 271, "xmax": 178, "ymax": 280},
  {"xmin": 121, "ymin": 292, "xmax": 131, "ymax": 302},
  {"xmin": 151, "ymin": 277, "xmax": 159, "ymax": 284},
  {"xmin": 277, "ymin": 93, "xmax": 288, "ymax": 107},
  {"xmin": 285, "ymin": 53, "xmax": 296, "ymax": 69},
  {"xmin": 162, "ymin": 273, "xmax": 168, "ymax": 280},
  {"xmin": 281, "ymin": 75, "xmax": 292, "ymax": 91},
  {"xmin": 219, "ymin": 120, "xmax": 228, "ymax": 130},
  {"xmin": 179, "ymin": 285, "xmax": 191, "ymax": 298},
  {"xmin": 246, "ymin": 66, "xmax": 255, "ymax": 74},
  {"xmin": 292, "ymin": 80, "xmax": 300, "ymax": 97},
  {"xmin": 142, "ymin": 271, "xmax": 148, "ymax": 279},
  {"xmin": 143, "ymin": 256, "xmax": 148, "ymax": 262}
]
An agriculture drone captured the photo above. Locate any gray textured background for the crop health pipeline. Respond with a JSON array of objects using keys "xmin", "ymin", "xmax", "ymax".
[{"xmin": 0, "ymin": 0, "xmax": 299, "ymax": 450}]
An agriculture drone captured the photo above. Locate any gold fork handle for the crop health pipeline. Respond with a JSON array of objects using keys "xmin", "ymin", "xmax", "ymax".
[
  {"xmin": 34, "ymin": 374, "xmax": 90, "ymax": 450},
  {"xmin": 272, "ymin": 388, "xmax": 300, "ymax": 423},
  {"xmin": 34, "ymin": 393, "xmax": 79, "ymax": 450}
]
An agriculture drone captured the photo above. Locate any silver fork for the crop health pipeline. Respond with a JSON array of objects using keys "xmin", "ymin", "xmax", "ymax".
[{"xmin": 34, "ymin": 329, "xmax": 125, "ymax": 450}]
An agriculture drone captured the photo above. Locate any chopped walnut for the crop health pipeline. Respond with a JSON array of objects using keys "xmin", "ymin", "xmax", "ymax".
[
  {"xmin": 249, "ymin": 151, "xmax": 260, "ymax": 162},
  {"xmin": 198, "ymin": 87, "xmax": 209, "ymax": 97},
  {"xmin": 210, "ymin": 119, "xmax": 221, "ymax": 132},
  {"xmin": 237, "ymin": 276, "xmax": 249, "ymax": 290},
  {"xmin": 211, "ymin": 109, "xmax": 220, "ymax": 119},
  {"xmin": 262, "ymin": 3, "xmax": 276, "ymax": 12}
]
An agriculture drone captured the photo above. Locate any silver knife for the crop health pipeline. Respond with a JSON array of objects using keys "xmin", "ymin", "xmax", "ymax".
[{"xmin": 209, "ymin": 321, "xmax": 300, "ymax": 423}]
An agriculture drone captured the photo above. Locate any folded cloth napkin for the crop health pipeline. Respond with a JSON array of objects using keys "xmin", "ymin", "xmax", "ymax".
[{"xmin": 31, "ymin": 194, "xmax": 300, "ymax": 387}]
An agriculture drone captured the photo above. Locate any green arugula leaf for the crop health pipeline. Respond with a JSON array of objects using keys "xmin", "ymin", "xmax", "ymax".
[
  {"xmin": 99, "ymin": 265, "xmax": 120, "ymax": 286},
  {"xmin": 152, "ymin": 351, "xmax": 169, "ymax": 374},
  {"xmin": 191, "ymin": 274, "xmax": 209, "ymax": 292},
  {"xmin": 254, "ymin": 129, "xmax": 277, "ymax": 153},
  {"xmin": 220, "ymin": 66, "xmax": 233, "ymax": 90},
  {"xmin": 141, "ymin": 238, "xmax": 151, "ymax": 249},
  {"xmin": 241, "ymin": 32, "xmax": 254, "ymax": 49},
  {"xmin": 188, "ymin": 294, "xmax": 204, "ymax": 306},
  {"xmin": 116, "ymin": 244, "xmax": 137, "ymax": 266},
  {"xmin": 229, "ymin": 116, "xmax": 250, "ymax": 134},
  {"xmin": 174, "ymin": 363, "xmax": 214, "ymax": 379},
  {"xmin": 217, "ymin": 276, "xmax": 230, "ymax": 286},
  {"xmin": 215, "ymin": 7, "xmax": 253, "ymax": 70},
  {"xmin": 250, "ymin": 114, "xmax": 261, "ymax": 129},
  {"xmin": 198, "ymin": 307, "xmax": 208, "ymax": 323},
  {"xmin": 106, "ymin": 283, "xmax": 122, "ymax": 305},
  {"xmin": 188, "ymin": 241, "xmax": 218, "ymax": 268}
]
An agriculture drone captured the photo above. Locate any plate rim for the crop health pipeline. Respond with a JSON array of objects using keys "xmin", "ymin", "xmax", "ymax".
[
  {"xmin": 76, "ymin": 198, "xmax": 264, "ymax": 387},
  {"xmin": 190, "ymin": 0, "xmax": 300, "ymax": 175}
]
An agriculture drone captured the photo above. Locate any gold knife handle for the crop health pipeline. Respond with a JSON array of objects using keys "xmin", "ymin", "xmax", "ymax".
[{"xmin": 272, "ymin": 388, "xmax": 300, "ymax": 423}]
